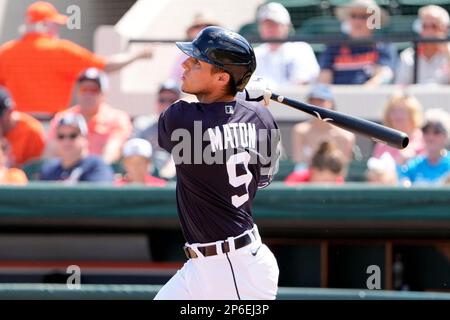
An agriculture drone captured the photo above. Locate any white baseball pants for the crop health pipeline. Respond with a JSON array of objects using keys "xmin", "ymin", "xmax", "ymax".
[{"xmin": 154, "ymin": 225, "xmax": 279, "ymax": 300}]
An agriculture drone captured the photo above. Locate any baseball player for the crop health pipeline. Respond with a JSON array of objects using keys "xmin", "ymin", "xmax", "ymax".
[{"xmin": 155, "ymin": 26, "xmax": 281, "ymax": 300}]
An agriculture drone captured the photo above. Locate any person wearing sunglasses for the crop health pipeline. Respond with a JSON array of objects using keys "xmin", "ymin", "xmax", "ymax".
[
  {"xmin": 40, "ymin": 113, "xmax": 114, "ymax": 183},
  {"xmin": 399, "ymin": 108, "xmax": 450, "ymax": 186},
  {"xmin": 396, "ymin": 5, "xmax": 450, "ymax": 85},
  {"xmin": 318, "ymin": 0, "xmax": 396, "ymax": 86},
  {"xmin": 0, "ymin": 86, "xmax": 45, "ymax": 168},
  {"xmin": 47, "ymin": 68, "xmax": 132, "ymax": 165}
]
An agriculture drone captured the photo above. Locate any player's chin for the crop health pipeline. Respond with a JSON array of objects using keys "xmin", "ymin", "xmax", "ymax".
[{"xmin": 180, "ymin": 82, "xmax": 193, "ymax": 94}]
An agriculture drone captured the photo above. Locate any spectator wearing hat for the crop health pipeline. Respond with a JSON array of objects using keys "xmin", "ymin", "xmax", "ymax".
[
  {"xmin": 169, "ymin": 12, "xmax": 220, "ymax": 85},
  {"xmin": 0, "ymin": 86, "xmax": 45, "ymax": 167},
  {"xmin": 47, "ymin": 68, "xmax": 132, "ymax": 164},
  {"xmin": 291, "ymin": 85, "xmax": 355, "ymax": 170},
  {"xmin": 285, "ymin": 141, "xmax": 346, "ymax": 185},
  {"xmin": 40, "ymin": 114, "xmax": 114, "ymax": 183},
  {"xmin": 115, "ymin": 138, "xmax": 167, "ymax": 186},
  {"xmin": 252, "ymin": 2, "xmax": 319, "ymax": 88},
  {"xmin": 396, "ymin": 5, "xmax": 450, "ymax": 85},
  {"xmin": 0, "ymin": 137, "xmax": 28, "ymax": 185},
  {"xmin": 0, "ymin": 1, "xmax": 153, "ymax": 116},
  {"xmin": 399, "ymin": 108, "xmax": 450, "ymax": 186},
  {"xmin": 318, "ymin": 0, "xmax": 396, "ymax": 86},
  {"xmin": 133, "ymin": 80, "xmax": 180, "ymax": 180}
]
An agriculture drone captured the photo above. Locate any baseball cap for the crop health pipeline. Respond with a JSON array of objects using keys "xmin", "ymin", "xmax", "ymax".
[
  {"xmin": 421, "ymin": 108, "xmax": 450, "ymax": 140},
  {"xmin": 257, "ymin": 2, "xmax": 291, "ymax": 25},
  {"xmin": 308, "ymin": 84, "xmax": 334, "ymax": 102},
  {"xmin": 122, "ymin": 139, "xmax": 153, "ymax": 159},
  {"xmin": 77, "ymin": 68, "xmax": 109, "ymax": 92},
  {"xmin": 57, "ymin": 113, "xmax": 88, "ymax": 136},
  {"xmin": 0, "ymin": 87, "xmax": 14, "ymax": 116},
  {"xmin": 26, "ymin": 1, "xmax": 68, "ymax": 25}
]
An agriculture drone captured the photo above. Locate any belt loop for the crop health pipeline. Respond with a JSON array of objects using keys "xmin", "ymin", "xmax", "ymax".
[
  {"xmin": 216, "ymin": 241, "xmax": 224, "ymax": 255},
  {"xmin": 190, "ymin": 244, "xmax": 205, "ymax": 258},
  {"xmin": 226, "ymin": 236, "xmax": 236, "ymax": 252},
  {"xmin": 252, "ymin": 224, "xmax": 260, "ymax": 241}
]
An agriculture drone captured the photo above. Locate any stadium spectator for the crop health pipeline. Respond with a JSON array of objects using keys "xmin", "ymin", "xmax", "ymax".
[
  {"xmin": 0, "ymin": 86, "xmax": 45, "ymax": 167},
  {"xmin": 169, "ymin": 12, "xmax": 220, "ymax": 85},
  {"xmin": 115, "ymin": 138, "xmax": 167, "ymax": 186},
  {"xmin": 0, "ymin": 1, "xmax": 153, "ymax": 116},
  {"xmin": 0, "ymin": 138, "xmax": 28, "ymax": 185},
  {"xmin": 285, "ymin": 141, "xmax": 346, "ymax": 184},
  {"xmin": 318, "ymin": 0, "xmax": 396, "ymax": 85},
  {"xmin": 366, "ymin": 152, "xmax": 398, "ymax": 185},
  {"xmin": 251, "ymin": 2, "xmax": 319, "ymax": 88},
  {"xmin": 47, "ymin": 68, "xmax": 132, "ymax": 164},
  {"xmin": 133, "ymin": 80, "xmax": 179, "ymax": 180},
  {"xmin": 399, "ymin": 108, "xmax": 450, "ymax": 186},
  {"xmin": 396, "ymin": 5, "xmax": 450, "ymax": 85},
  {"xmin": 40, "ymin": 114, "xmax": 114, "ymax": 183},
  {"xmin": 372, "ymin": 93, "xmax": 425, "ymax": 165},
  {"xmin": 291, "ymin": 85, "xmax": 355, "ymax": 170}
]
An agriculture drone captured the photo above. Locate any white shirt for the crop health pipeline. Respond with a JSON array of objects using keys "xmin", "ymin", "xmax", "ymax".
[
  {"xmin": 253, "ymin": 42, "xmax": 320, "ymax": 89},
  {"xmin": 395, "ymin": 44, "xmax": 450, "ymax": 85}
]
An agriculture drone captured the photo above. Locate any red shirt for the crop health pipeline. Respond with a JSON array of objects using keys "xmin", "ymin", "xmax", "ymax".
[
  {"xmin": 0, "ymin": 33, "xmax": 106, "ymax": 114},
  {"xmin": 284, "ymin": 168, "xmax": 345, "ymax": 185}
]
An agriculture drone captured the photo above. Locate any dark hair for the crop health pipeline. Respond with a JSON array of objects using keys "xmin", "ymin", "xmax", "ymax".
[
  {"xmin": 310, "ymin": 142, "xmax": 345, "ymax": 174},
  {"xmin": 210, "ymin": 65, "xmax": 237, "ymax": 96}
]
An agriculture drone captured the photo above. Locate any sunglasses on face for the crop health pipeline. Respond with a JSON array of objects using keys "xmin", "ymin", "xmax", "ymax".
[
  {"xmin": 57, "ymin": 132, "xmax": 79, "ymax": 140},
  {"xmin": 349, "ymin": 13, "xmax": 371, "ymax": 20},
  {"xmin": 422, "ymin": 124, "xmax": 446, "ymax": 136},
  {"xmin": 422, "ymin": 23, "xmax": 440, "ymax": 31}
]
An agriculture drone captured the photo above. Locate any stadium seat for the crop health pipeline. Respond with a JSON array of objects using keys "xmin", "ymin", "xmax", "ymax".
[
  {"xmin": 398, "ymin": 0, "xmax": 450, "ymax": 15},
  {"xmin": 274, "ymin": 0, "xmax": 326, "ymax": 29},
  {"xmin": 237, "ymin": 22, "xmax": 260, "ymax": 40},
  {"xmin": 296, "ymin": 15, "xmax": 342, "ymax": 36},
  {"xmin": 375, "ymin": 15, "xmax": 417, "ymax": 36},
  {"xmin": 345, "ymin": 159, "xmax": 368, "ymax": 182},
  {"xmin": 22, "ymin": 159, "xmax": 45, "ymax": 181},
  {"xmin": 274, "ymin": 158, "xmax": 296, "ymax": 182}
]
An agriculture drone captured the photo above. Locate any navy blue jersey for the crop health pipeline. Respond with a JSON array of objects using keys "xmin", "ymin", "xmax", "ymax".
[{"xmin": 158, "ymin": 99, "xmax": 280, "ymax": 244}]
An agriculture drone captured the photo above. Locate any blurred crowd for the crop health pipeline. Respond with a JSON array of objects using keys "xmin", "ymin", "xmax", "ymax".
[{"xmin": 0, "ymin": 1, "xmax": 449, "ymax": 187}]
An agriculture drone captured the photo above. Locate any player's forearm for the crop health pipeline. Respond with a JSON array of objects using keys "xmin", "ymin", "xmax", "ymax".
[
  {"xmin": 103, "ymin": 47, "xmax": 153, "ymax": 73},
  {"xmin": 103, "ymin": 53, "xmax": 141, "ymax": 73}
]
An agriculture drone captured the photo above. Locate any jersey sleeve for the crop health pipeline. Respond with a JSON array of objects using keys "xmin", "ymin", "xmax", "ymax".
[
  {"xmin": 158, "ymin": 101, "xmax": 184, "ymax": 153},
  {"xmin": 256, "ymin": 106, "xmax": 281, "ymax": 189}
]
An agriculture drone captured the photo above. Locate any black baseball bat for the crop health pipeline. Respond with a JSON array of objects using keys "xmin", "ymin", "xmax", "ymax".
[{"xmin": 271, "ymin": 93, "xmax": 409, "ymax": 149}]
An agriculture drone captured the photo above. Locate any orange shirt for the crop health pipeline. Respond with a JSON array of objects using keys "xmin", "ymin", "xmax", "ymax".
[
  {"xmin": 0, "ymin": 167, "xmax": 28, "ymax": 185},
  {"xmin": 0, "ymin": 33, "xmax": 106, "ymax": 115},
  {"xmin": 48, "ymin": 103, "xmax": 132, "ymax": 156},
  {"xmin": 5, "ymin": 111, "xmax": 46, "ymax": 167}
]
